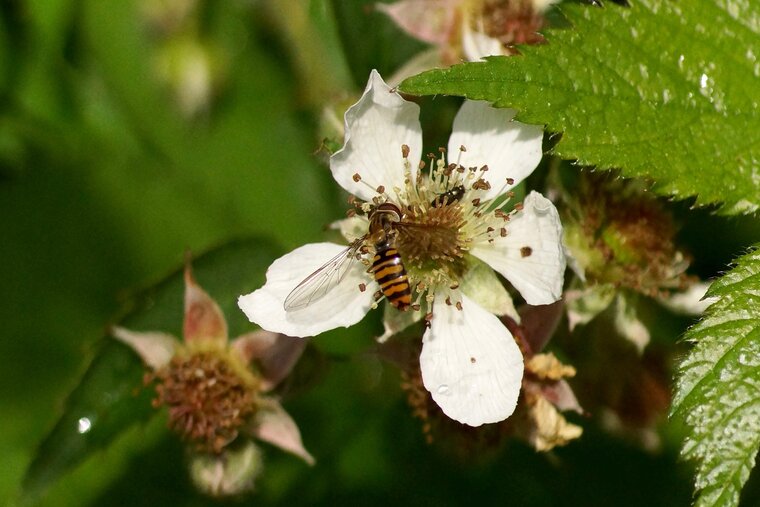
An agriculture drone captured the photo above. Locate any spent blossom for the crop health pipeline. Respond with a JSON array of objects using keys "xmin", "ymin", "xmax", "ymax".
[
  {"xmin": 379, "ymin": 0, "xmax": 559, "ymax": 68},
  {"xmin": 239, "ymin": 70, "xmax": 565, "ymax": 427},
  {"xmin": 113, "ymin": 263, "xmax": 313, "ymax": 495}
]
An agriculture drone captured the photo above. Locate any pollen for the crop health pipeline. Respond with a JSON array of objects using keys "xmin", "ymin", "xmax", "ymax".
[
  {"xmin": 152, "ymin": 350, "xmax": 258, "ymax": 454},
  {"xmin": 396, "ymin": 203, "xmax": 466, "ymax": 265}
]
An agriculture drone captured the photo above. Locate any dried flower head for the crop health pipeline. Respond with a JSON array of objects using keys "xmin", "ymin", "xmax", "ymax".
[{"xmin": 113, "ymin": 263, "xmax": 314, "ymax": 471}]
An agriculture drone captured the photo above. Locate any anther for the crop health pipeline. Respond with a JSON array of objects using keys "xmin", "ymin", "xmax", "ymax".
[
  {"xmin": 521, "ymin": 246, "xmax": 533, "ymax": 257},
  {"xmin": 376, "ymin": 185, "xmax": 385, "ymax": 194},
  {"xmin": 455, "ymin": 301, "xmax": 463, "ymax": 311},
  {"xmin": 514, "ymin": 202, "xmax": 524, "ymax": 211},
  {"xmin": 472, "ymin": 179, "xmax": 491, "ymax": 191},
  {"xmin": 359, "ymin": 283, "xmax": 366, "ymax": 292},
  {"xmin": 353, "ymin": 173, "xmax": 362, "ymax": 182},
  {"xmin": 480, "ymin": 165, "xmax": 489, "ymax": 172},
  {"xmin": 401, "ymin": 144, "xmax": 410, "ymax": 158},
  {"xmin": 459, "ymin": 145, "xmax": 467, "ymax": 152},
  {"xmin": 506, "ymin": 178, "xmax": 515, "ymax": 185},
  {"xmin": 445, "ymin": 296, "xmax": 452, "ymax": 305},
  {"xmin": 500, "ymin": 228, "xmax": 507, "ymax": 237}
]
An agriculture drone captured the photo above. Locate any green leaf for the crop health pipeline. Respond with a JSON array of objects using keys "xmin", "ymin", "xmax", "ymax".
[
  {"xmin": 21, "ymin": 237, "xmax": 281, "ymax": 501},
  {"xmin": 671, "ymin": 246, "xmax": 760, "ymax": 507},
  {"xmin": 398, "ymin": 0, "xmax": 760, "ymax": 215}
]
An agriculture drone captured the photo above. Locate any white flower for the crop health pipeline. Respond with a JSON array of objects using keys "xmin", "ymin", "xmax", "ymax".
[{"xmin": 239, "ymin": 70, "xmax": 565, "ymax": 427}]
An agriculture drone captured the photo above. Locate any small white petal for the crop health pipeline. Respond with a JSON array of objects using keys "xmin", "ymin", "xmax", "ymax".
[
  {"xmin": 472, "ymin": 191, "xmax": 566, "ymax": 305},
  {"xmin": 658, "ymin": 281, "xmax": 717, "ymax": 315},
  {"xmin": 461, "ymin": 21, "xmax": 505, "ymax": 61},
  {"xmin": 420, "ymin": 293, "xmax": 524, "ymax": 426},
  {"xmin": 459, "ymin": 256, "xmax": 517, "ymax": 319},
  {"xmin": 448, "ymin": 101, "xmax": 543, "ymax": 200},
  {"xmin": 251, "ymin": 400, "xmax": 315, "ymax": 466},
  {"xmin": 564, "ymin": 284, "xmax": 615, "ymax": 331},
  {"xmin": 614, "ymin": 294, "xmax": 650, "ymax": 353},
  {"xmin": 330, "ymin": 215, "xmax": 369, "ymax": 243},
  {"xmin": 231, "ymin": 331, "xmax": 307, "ymax": 391},
  {"xmin": 330, "ymin": 70, "xmax": 422, "ymax": 201},
  {"xmin": 378, "ymin": 302, "xmax": 424, "ymax": 343},
  {"xmin": 377, "ymin": 0, "xmax": 460, "ymax": 46},
  {"xmin": 238, "ymin": 243, "xmax": 376, "ymax": 337},
  {"xmin": 111, "ymin": 326, "xmax": 177, "ymax": 371}
]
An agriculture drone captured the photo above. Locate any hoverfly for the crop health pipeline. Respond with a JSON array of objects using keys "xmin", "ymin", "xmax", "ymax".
[{"xmin": 283, "ymin": 202, "xmax": 412, "ymax": 312}]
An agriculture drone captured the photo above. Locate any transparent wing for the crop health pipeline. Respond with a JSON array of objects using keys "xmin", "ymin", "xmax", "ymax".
[{"xmin": 284, "ymin": 238, "xmax": 365, "ymax": 311}]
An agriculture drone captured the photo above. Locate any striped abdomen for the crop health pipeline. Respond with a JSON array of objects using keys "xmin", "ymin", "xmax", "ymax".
[{"xmin": 370, "ymin": 247, "xmax": 412, "ymax": 311}]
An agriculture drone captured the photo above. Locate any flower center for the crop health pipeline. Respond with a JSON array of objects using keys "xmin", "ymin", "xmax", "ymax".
[
  {"xmin": 397, "ymin": 200, "xmax": 467, "ymax": 268},
  {"xmin": 153, "ymin": 348, "xmax": 259, "ymax": 453}
]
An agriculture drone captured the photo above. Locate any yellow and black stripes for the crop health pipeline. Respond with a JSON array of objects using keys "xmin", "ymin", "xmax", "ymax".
[{"xmin": 369, "ymin": 247, "xmax": 412, "ymax": 310}]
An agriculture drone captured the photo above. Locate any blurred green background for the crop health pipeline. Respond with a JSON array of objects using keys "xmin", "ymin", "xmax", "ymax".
[{"xmin": 3, "ymin": 0, "xmax": 760, "ymax": 505}]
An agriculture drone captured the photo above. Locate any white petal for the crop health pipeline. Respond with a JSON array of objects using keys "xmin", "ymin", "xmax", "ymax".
[
  {"xmin": 448, "ymin": 101, "xmax": 543, "ymax": 200},
  {"xmin": 111, "ymin": 326, "xmax": 177, "ymax": 371},
  {"xmin": 472, "ymin": 191, "xmax": 565, "ymax": 305},
  {"xmin": 461, "ymin": 21, "xmax": 505, "ymax": 61},
  {"xmin": 238, "ymin": 243, "xmax": 376, "ymax": 337},
  {"xmin": 420, "ymin": 293, "xmax": 524, "ymax": 426},
  {"xmin": 330, "ymin": 70, "xmax": 422, "ymax": 201}
]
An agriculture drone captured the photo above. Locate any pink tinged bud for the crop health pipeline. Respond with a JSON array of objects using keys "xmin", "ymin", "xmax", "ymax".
[
  {"xmin": 183, "ymin": 265, "xmax": 228, "ymax": 345},
  {"xmin": 250, "ymin": 401, "xmax": 315, "ymax": 466}
]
